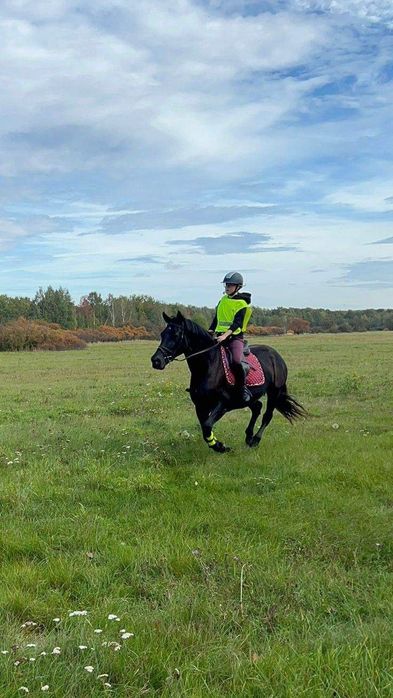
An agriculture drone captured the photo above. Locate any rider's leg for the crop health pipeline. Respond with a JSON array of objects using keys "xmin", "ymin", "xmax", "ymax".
[{"xmin": 230, "ymin": 338, "xmax": 251, "ymax": 403}]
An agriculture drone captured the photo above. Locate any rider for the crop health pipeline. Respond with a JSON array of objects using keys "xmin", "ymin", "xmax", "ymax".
[{"xmin": 209, "ymin": 271, "xmax": 252, "ymax": 404}]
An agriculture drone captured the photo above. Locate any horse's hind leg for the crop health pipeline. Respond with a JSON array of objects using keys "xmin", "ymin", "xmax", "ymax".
[
  {"xmin": 248, "ymin": 390, "xmax": 277, "ymax": 448},
  {"xmin": 245, "ymin": 400, "xmax": 262, "ymax": 446}
]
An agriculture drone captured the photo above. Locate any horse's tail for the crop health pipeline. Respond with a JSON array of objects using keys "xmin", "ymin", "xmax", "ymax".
[{"xmin": 275, "ymin": 385, "xmax": 307, "ymax": 423}]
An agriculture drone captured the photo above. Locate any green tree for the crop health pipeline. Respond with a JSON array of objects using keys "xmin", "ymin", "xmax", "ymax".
[{"xmin": 33, "ymin": 287, "xmax": 76, "ymax": 328}]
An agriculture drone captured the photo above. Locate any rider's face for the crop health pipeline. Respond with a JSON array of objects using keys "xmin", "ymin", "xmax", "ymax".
[{"xmin": 224, "ymin": 283, "xmax": 237, "ymax": 295}]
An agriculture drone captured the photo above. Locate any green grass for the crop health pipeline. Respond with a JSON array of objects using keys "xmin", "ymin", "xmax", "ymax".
[{"xmin": 0, "ymin": 332, "xmax": 392, "ymax": 697}]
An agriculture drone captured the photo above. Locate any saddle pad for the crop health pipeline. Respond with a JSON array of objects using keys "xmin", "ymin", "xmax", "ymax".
[{"xmin": 220, "ymin": 347, "xmax": 265, "ymax": 387}]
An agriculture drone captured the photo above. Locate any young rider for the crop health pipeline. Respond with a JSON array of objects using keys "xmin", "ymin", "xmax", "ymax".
[{"xmin": 209, "ymin": 271, "xmax": 252, "ymax": 404}]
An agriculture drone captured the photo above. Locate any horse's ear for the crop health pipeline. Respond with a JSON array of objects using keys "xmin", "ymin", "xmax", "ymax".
[
  {"xmin": 176, "ymin": 311, "xmax": 184, "ymax": 323},
  {"xmin": 162, "ymin": 311, "xmax": 171, "ymax": 323}
]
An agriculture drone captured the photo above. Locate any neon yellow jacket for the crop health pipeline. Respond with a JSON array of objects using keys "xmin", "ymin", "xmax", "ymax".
[{"xmin": 213, "ymin": 294, "xmax": 252, "ymax": 335}]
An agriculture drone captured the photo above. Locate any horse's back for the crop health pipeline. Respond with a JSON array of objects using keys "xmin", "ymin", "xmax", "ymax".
[{"xmin": 249, "ymin": 343, "xmax": 288, "ymax": 388}]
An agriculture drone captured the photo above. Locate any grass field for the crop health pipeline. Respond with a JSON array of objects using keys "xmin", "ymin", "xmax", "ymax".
[{"xmin": 0, "ymin": 332, "xmax": 392, "ymax": 697}]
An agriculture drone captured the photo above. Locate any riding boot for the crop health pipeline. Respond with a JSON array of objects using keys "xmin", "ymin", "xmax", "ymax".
[{"xmin": 232, "ymin": 363, "xmax": 251, "ymax": 404}]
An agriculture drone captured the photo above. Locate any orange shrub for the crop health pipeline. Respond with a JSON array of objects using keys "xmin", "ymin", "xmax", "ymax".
[
  {"xmin": 73, "ymin": 324, "xmax": 152, "ymax": 343},
  {"xmin": 287, "ymin": 318, "xmax": 311, "ymax": 334},
  {"xmin": 247, "ymin": 324, "xmax": 285, "ymax": 336},
  {"xmin": 0, "ymin": 318, "xmax": 86, "ymax": 351}
]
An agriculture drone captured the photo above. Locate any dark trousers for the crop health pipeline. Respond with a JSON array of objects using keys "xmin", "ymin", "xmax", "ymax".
[{"xmin": 229, "ymin": 338, "xmax": 247, "ymax": 393}]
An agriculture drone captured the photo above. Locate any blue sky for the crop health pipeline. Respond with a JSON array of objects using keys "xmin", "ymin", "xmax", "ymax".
[{"xmin": 1, "ymin": 0, "xmax": 393, "ymax": 309}]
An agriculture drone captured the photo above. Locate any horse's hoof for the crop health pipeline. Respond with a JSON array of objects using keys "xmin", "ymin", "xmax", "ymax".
[
  {"xmin": 212, "ymin": 441, "xmax": 230, "ymax": 453},
  {"xmin": 248, "ymin": 436, "xmax": 260, "ymax": 448},
  {"xmin": 245, "ymin": 434, "xmax": 253, "ymax": 446}
]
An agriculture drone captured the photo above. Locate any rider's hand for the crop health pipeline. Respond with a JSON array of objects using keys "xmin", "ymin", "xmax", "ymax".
[{"xmin": 216, "ymin": 331, "xmax": 231, "ymax": 343}]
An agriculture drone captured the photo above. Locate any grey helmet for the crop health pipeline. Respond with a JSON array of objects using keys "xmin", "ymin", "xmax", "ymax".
[{"xmin": 222, "ymin": 271, "xmax": 244, "ymax": 287}]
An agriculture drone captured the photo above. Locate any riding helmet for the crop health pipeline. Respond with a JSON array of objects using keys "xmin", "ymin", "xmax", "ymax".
[{"xmin": 222, "ymin": 271, "xmax": 244, "ymax": 287}]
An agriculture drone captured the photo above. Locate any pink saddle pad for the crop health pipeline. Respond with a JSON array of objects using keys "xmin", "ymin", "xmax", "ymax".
[{"xmin": 220, "ymin": 347, "xmax": 265, "ymax": 387}]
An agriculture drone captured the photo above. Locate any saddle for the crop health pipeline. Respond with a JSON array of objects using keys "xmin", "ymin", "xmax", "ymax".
[{"xmin": 220, "ymin": 344, "xmax": 265, "ymax": 387}]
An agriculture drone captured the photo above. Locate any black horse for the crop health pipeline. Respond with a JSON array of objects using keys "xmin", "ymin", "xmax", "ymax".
[{"xmin": 151, "ymin": 311, "xmax": 306, "ymax": 452}]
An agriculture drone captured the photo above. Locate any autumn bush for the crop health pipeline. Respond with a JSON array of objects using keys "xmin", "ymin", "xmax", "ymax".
[
  {"xmin": 73, "ymin": 324, "xmax": 152, "ymax": 343},
  {"xmin": 0, "ymin": 318, "xmax": 87, "ymax": 351},
  {"xmin": 247, "ymin": 324, "xmax": 285, "ymax": 336},
  {"xmin": 0, "ymin": 319, "xmax": 153, "ymax": 351}
]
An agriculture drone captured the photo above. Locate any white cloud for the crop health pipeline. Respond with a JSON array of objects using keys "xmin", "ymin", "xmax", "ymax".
[
  {"xmin": 293, "ymin": 0, "xmax": 393, "ymax": 26},
  {"xmin": 0, "ymin": 219, "xmax": 28, "ymax": 250},
  {"xmin": 0, "ymin": 1, "xmax": 325, "ymax": 176},
  {"xmin": 325, "ymin": 180, "xmax": 393, "ymax": 212}
]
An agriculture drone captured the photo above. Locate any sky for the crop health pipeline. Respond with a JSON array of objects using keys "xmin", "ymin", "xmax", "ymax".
[{"xmin": 1, "ymin": 0, "xmax": 393, "ymax": 310}]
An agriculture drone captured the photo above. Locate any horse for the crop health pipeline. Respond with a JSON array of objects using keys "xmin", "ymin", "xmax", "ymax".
[{"xmin": 151, "ymin": 311, "xmax": 306, "ymax": 453}]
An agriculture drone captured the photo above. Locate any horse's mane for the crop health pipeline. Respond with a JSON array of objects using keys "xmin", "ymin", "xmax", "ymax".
[{"xmin": 184, "ymin": 318, "xmax": 215, "ymax": 345}]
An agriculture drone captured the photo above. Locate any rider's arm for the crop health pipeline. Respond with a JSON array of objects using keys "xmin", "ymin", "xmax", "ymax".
[
  {"xmin": 209, "ymin": 310, "xmax": 218, "ymax": 333},
  {"xmin": 229, "ymin": 307, "xmax": 246, "ymax": 333}
]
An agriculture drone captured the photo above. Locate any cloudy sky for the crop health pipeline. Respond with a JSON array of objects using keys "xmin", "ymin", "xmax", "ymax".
[{"xmin": 1, "ymin": 0, "xmax": 393, "ymax": 309}]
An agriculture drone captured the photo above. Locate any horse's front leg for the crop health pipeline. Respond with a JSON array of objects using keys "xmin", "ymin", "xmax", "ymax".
[
  {"xmin": 245, "ymin": 399, "xmax": 262, "ymax": 446},
  {"xmin": 195, "ymin": 401, "xmax": 229, "ymax": 453}
]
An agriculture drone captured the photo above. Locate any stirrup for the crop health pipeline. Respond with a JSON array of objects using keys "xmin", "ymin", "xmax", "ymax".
[
  {"xmin": 234, "ymin": 387, "xmax": 251, "ymax": 404},
  {"xmin": 242, "ymin": 387, "xmax": 251, "ymax": 403}
]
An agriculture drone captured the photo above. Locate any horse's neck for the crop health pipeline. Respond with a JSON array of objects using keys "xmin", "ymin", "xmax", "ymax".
[
  {"xmin": 185, "ymin": 323, "xmax": 214, "ymax": 353},
  {"xmin": 185, "ymin": 325, "xmax": 220, "ymax": 374}
]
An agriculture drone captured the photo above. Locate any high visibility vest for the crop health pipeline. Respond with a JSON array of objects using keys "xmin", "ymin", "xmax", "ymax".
[{"xmin": 215, "ymin": 296, "xmax": 252, "ymax": 335}]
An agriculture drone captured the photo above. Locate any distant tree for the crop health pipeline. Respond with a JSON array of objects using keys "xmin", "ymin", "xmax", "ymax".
[
  {"xmin": 33, "ymin": 286, "xmax": 76, "ymax": 328},
  {"xmin": 0, "ymin": 295, "xmax": 34, "ymax": 323},
  {"xmin": 76, "ymin": 296, "xmax": 94, "ymax": 328},
  {"xmin": 87, "ymin": 292, "xmax": 108, "ymax": 326},
  {"xmin": 191, "ymin": 312, "xmax": 209, "ymax": 329}
]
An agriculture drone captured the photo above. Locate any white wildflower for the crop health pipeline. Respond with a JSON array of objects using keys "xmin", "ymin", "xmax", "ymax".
[
  {"xmin": 331, "ymin": 423, "xmax": 339, "ymax": 430},
  {"xmin": 51, "ymin": 647, "xmax": 61, "ymax": 655},
  {"xmin": 78, "ymin": 645, "xmax": 88, "ymax": 650},
  {"xmin": 19, "ymin": 688, "xmax": 29, "ymax": 693},
  {"xmin": 40, "ymin": 651, "xmax": 47, "ymax": 656},
  {"xmin": 97, "ymin": 674, "xmax": 109, "ymax": 679},
  {"xmin": 41, "ymin": 687, "xmax": 49, "ymax": 692},
  {"xmin": 107, "ymin": 614, "xmax": 119, "ymax": 620},
  {"xmin": 120, "ymin": 632, "xmax": 134, "ymax": 640},
  {"xmin": 52, "ymin": 618, "xmax": 60, "ymax": 623},
  {"xmin": 29, "ymin": 658, "xmax": 36, "ymax": 662},
  {"xmin": 104, "ymin": 683, "xmax": 112, "ymax": 689},
  {"xmin": 21, "ymin": 621, "xmax": 37, "ymax": 628},
  {"xmin": 84, "ymin": 665, "xmax": 94, "ymax": 673},
  {"xmin": 1, "ymin": 650, "xmax": 9, "ymax": 654},
  {"xmin": 69, "ymin": 610, "xmax": 88, "ymax": 617},
  {"xmin": 94, "ymin": 629, "xmax": 103, "ymax": 634},
  {"xmin": 26, "ymin": 644, "xmax": 36, "ymax": 648}
]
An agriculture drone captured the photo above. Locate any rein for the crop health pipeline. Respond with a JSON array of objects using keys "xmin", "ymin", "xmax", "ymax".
[{"xmin": 174, "ymin": 343, "xmax": 220, "ymax": 362}]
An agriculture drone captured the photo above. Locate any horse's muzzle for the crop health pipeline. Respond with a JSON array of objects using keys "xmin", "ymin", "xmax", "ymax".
[{"xmin": 151, "ymin": 352, "xmax": 166, "ymax": 370}]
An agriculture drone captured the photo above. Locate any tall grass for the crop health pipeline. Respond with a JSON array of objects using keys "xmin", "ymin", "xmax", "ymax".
[{"xmin": 0, "ymin": 333, "xmax": 392, "ymax": 696}]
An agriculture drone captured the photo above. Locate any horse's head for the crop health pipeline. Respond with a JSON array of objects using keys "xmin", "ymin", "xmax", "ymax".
[{"xmin": 151, "ymin": 311, "xmax": 186, "ymax": 370}]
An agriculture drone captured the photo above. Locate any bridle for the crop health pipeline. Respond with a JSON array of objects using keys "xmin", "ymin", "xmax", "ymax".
[{"xmin": 156, "ymin": 324, "xmax": 220, "ymax": 364}]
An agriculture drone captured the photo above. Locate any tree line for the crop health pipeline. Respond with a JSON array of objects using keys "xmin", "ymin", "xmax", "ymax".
[{"xmin": 0, "ymin": 287, "xmax": 392, "ymax": 335}]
